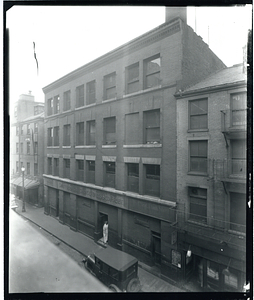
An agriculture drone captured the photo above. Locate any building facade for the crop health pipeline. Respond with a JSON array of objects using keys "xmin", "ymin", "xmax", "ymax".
[
  {"xmin": 175, "ymin": 64, "xmax": 247, "ymax": 291},
  {"xmin": 11, "ymin": 92, "xmax": 45, "ymax": 206},
  {"xmin": 42, "ymin": 8, "xmax": 225, "ymax": 279}
]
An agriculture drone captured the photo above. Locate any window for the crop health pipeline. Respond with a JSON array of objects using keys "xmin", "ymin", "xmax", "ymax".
[
  {"xmin": 189, "ymin": 99, "xmax": 208, "ymax": 130},
  {"xmin": 76, "ymin": 122, "xmax": 84, "ymax": 145},
  {"xmin": 47, "ymin": 127, "xmax": 53, "ymax": 146},
  {"xmin": 231, "ymin": 93, "xmax": 247, "ymax": 126},
  {"xmin": 104, "ymin": 117, "xmax": 116, "ymax": 145},
  {"xmin": 34, "ymin": 163, "xmax": 38, "ymax": 176},
  {"xmin": 48, "ymin": 158, "xmax": 52, "ymax": 175},
  {"xmin": 144, "ymin": 164, "xmax": 160, "ymax": 197},
  {"xmin": 54, "ymin": 158, "xmax": 59, "ymax": 176},
  {"xmin": 105, "ymin": 162, "xmax": 115, "ymax": 188},
  {"xmin": 21, "ymin": 125, "xmax": 24, "ymax": 135},
  {"xmin": 63, "ymin": 124, "xmax": 71, "ymax": 146},
  {"xmin": 87, "ymin": 120, "xmax": 95, "ymax": 145},
  {"xmin": 126, "ymin": 63, "xmax": 139, "ymax": 94},
  {"xmin": 34, "ymin": 106, "xmax": 38, "ymax": 115},
  {"xmin": 20, "ymin": 143, "xmax": 23, "ymax": 154},
  {"xmin": 86, "ymin": 80, "xmax": 96, "ymax": 105},
  {"xmin": 27, "ymin": 162, "xmax": 30, "ymax": 175},
  {"xmin": 230, "ymin": 192, "xmax": 246, "ymax": 233},
  {"xmin": 189, "ymin": 140, "xmax": 208, "ymax": 173},
  {"xmin": 127, "ymin": 163, "xmax": 139, "ymax": 193},
  {"xmin": 14, "ymin": 106, "xmax": 17, "ymax": 117},
  {"xmin": 144, "ymin": 55, "xmax": 161, "ymax": 89},
  {"xmin": 54, "ymin": 126, "xmax": 59, "ymax": 146},
  {"xmin": 63, "ymin": 159, "xmax": 70, "ymax": 178},
  {"xmin": 189, "ymin": 187, "xmax": 207, "ymax": 224},
  {"xmin": 54, "ymin": 95, "xmax": 60, "ymax": 114},
  {"xmin": 63, "ymin": 90, "xmax": 71, "ymax": 111},
  {"xmin": 76, "ymin": 85, "xmax": 84, "ymax": 108},
  {"xmin": 87, "ymin": 160, "xmax": 95, "ymax": 184},
  {"xmin": 27, "ymin": 124, "xmax": 30, "ymax": 134},
  {"xmin": 47, "ymin": 98, "xmax": 53, "ymax": 116},
  {"xmin": 16, "ymin": 126, "xmax": 19, "ymax": 135},
  {"xmin": 34, "ymin": 122, "xmax": 38, "ymax": 133},
  {"xmin": 16, "ymin": 143, "xmax": 19, "ymax": 153},
  {"xmin": 144, "ymin": 109, "xmax": 160, "ymax": 144},
  {"xmin": 76, "ymin": 160, "xmax": 84, "ymax": 181},
  {"xmin": 104, "ymin": 72, "xmax": 116, "ymax": 100},
  {"xmin": 27, "ymin": 141, "xmax": 30, "ymax": 154},
  {"xmin": 16, "ymin": 161, "xmax": 19, "ymax": 173},
  {"xmin": 231, "ymin": 139, "xmax": 246, "ymax": 176},
  {"xmin": 125, "ymin": 113, "xmax": 139, "ymax": 145},
  {"xmin": 34, "ymin": 142, "xmax": 38, "ymax": 154}
]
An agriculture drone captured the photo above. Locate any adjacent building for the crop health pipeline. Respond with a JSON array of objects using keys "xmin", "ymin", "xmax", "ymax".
[
  {"xmin": 11, "ymin": 92, "xmax": 45, "ymax": 206},
  {"xmin": 175, "ymin": 63, "xmax": 247, "ymax": 291},
  {"xmin": 42, "ymin": 7, "xmax": 226, "ymax": 281}
]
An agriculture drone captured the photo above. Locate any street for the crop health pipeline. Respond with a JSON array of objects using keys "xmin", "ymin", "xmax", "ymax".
[{"xmin": 28, "ymin": 217, "xmax": 183, "ymax": 292}]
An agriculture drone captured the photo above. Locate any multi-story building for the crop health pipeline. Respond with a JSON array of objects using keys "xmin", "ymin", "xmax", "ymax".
[
  {"xmin": 175, "ymin": 63, "xmax": 247, "ymax": 291},
  {"xmin": 42, "ymin": 8, "xmax": 225, "ymax": 279},
  {"xmin": 11, "ymin": 92, "xmax": 45, "ymax": 206}
]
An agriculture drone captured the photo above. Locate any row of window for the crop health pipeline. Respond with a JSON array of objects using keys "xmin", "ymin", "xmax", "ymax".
[
  {"xmin": 189, "ymin": 187, "xmax": 245, "ymax": 233},
  {"xmin": 47, "ymin": 158, "xmax": 160, "ymax": 198},
  {"xmin": 16, "ymin": 161, "xmax": 38, "ymax": 176},
  {"xmin": 189, "ymin": 93, "xmax": 246, "ymax": 131},
  {"xmin": 16, "ymin": 123, "xmax": 38, "ymax": 136},
  {"xmin": 47, "ymin": 109, "xmax": 160, "ymax": 147},
  {"xmin": 16, "ymin": 141, "xmax": 38, "ymax": 154},
  {"xmin": 47, "ymin": 54, "xmax": 161, "ymax": 116}
]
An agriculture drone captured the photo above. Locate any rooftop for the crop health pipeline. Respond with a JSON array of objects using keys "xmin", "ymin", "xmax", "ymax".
[{"xmin": 178, "ymin": 64, "xmax": 247, "ymax": 95}]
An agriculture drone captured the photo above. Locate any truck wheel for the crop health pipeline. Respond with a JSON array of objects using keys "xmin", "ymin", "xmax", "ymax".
[
  {"xmin": 127, "ymin": 278, "xmax": 141, "ymax": 292},
  {"xmin": 108, "ymin": 284, "xmax": 121, "ymax": 292}
]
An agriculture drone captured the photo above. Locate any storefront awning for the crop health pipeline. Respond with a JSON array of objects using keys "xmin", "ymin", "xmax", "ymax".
[{"xmin": 11, "ymin": 177, "xmax": 40, "ymax": 189}]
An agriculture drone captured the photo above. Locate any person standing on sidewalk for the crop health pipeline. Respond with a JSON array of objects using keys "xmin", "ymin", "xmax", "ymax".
[{"xmin": 103, "ymin": 221, "xmax": 108, "ymax": 244}]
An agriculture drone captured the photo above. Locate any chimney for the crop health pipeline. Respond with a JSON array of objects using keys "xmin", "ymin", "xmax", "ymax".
[{"xmin": 165, "ymin": 7, "xmax": 187, "ymax": 23}]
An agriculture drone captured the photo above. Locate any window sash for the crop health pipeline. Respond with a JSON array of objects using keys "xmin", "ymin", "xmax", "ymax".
[
  {"xmin": 127, "ymin": 163, "xmax": 139, "ymax": 193},
  {"xmin": 230, "ymin": 192, "xmax": 245, "ymax": 232},
  {"xmin": 64, "ymin": 91, "xmax": 71, "ymax": 111},
  {"xmin": 189, "ymin": 99, "xmax": 208, "ymax": 130},
  {"xmin": 144, "ymin": 56, "xmax": 160, "ymax": 89},
  {"xmin": 105, "ymin": 118, "xmax": 116, "ymax": 144},
  {"xmin": 76, "ymin": 85, "xmax": 84, "ymax": 107},
  {"xmin": 54, "ymin": 158, "xmax": 59, "ymax": 176},
  {"xmin": 87, "ymin": 161, "xmax": 95, "ymax": 184},
  {"xmin": 87, "ymin": 81, "xmax": 96, "ymax": 105},
  {"xmin": 63, "ymin": 125, "xmax": 71, "ymax": 146},
  {"xmin": 144, "ymin": 110, "xmax": 160, "ymax": 143},
  {"xmin": 76, "ymin": 122, "xmax": 84, "ymax": 145},
  {"xmin": 87, "ymin": 121, "xmax": 95, "ymax": 145}
]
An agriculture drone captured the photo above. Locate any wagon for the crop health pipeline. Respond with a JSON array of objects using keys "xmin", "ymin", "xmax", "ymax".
[{"xmin": 85, "ymin": 247, "xmax": 141, "ymax": 292}]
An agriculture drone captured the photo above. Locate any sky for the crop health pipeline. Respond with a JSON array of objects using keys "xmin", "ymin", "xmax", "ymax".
[{"xmin": 6, "ymin": 5, "xmax": 252, "ymax": 115}]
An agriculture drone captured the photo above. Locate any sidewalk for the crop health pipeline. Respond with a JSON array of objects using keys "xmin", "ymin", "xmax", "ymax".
[{"xmin": 12, "ymin": 199, "xmax": 201, "ymax": 292}]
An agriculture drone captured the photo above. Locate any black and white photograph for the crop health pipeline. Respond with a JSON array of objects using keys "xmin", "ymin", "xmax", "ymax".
[{"xmin": 6, "ymin": 4, "xmax": 252, "ymax": 296}]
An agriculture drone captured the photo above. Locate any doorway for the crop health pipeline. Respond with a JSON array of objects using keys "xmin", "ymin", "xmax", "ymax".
[
  {"xmin": 56, "ymin": 190, "xmax": 59, "ymax": 218},
  {"xmin": 99, "ymin": 212, "xmax": 108, "ymax": 240},
  {"xmin": 151, "ymin": 231, "xmax": 161, "ymax": 266}
]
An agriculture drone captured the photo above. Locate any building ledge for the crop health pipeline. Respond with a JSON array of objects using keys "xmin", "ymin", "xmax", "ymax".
[
  {"xmin": 43, "ymin": 174, "xmax": 176, "ymax": 207},
  {"xmin": 75, "ymin": 145, "xmax": 96, "ymax": 149},
  {"xmin": 123, "ymin": 143, "xmax": 162, "ymax": 148}
]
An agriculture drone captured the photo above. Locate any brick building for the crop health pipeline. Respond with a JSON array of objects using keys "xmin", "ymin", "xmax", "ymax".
[
  {"xmin": 175, "ymin": 64, "xmax": 247, "ymax": 291},
  {"xmin": 42, "ymin": 8, "xmax": 225, "ymax": 279},
  {"xmin": 11, "ymin": 92, "xmax": 45, "ymax": 206}
]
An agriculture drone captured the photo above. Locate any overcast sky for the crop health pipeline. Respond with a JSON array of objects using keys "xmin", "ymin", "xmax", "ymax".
[{"xmin": 7, "ymin": 5, "xmax": 252, "ymax": 114}]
